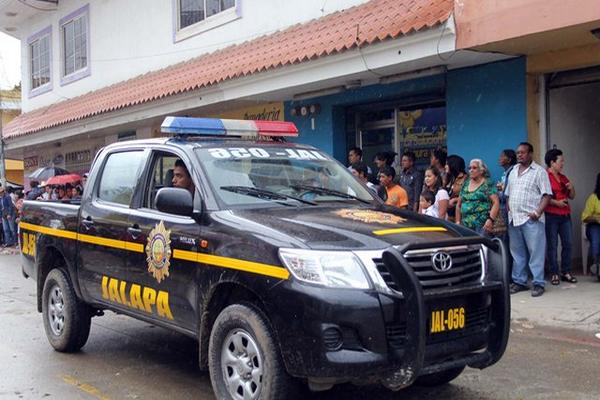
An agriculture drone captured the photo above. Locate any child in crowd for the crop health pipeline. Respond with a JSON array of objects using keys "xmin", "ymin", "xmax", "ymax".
[{"xmin": 420, "ymin": 190, "xmax": 438, "ymax": 217}]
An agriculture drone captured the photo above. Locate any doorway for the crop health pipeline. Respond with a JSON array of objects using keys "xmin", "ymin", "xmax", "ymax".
[{"xmin": 547, "ymin": 68, "xmax": 600, "ymax": 270}]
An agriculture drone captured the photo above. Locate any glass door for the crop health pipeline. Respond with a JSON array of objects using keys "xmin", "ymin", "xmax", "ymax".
[{"xmin": 357, "ymin": 109, "xmax": 396, "ymax": 173}]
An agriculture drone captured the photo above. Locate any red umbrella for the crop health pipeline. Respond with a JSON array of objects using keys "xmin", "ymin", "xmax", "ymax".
[{"xmin": 45, "ymin": 174, "xmax": 82, "ymax": 186}]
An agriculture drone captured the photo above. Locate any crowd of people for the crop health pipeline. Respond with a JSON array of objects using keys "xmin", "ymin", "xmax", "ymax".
[
  {"xmin": 0, "ymin": 174, "xmax": 88, "ymax": 248},
  {"xmin": 26, "ymin": 180, "xmax": 84, "ymax": 202},
  {"xmin": 0, "ymin": 186, "xmax": 25, "ymax": 248},
  {"xmin": 348, "ymin": 144, "xmax": 600, "ymax": 297}
]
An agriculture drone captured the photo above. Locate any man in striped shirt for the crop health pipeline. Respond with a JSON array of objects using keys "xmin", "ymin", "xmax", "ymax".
[{"xmin": 505, "ymin": 142, "xmax": 552, "ymax": 297}]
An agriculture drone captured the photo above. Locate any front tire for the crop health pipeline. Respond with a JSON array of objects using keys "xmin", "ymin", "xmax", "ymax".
[
  {"xmin": 208, "ymin": 303, "xmax": 296, "ymax": 399},
  {"xmin": 42, "ymin": 268, "xmax": 91, "ymax": 352}
]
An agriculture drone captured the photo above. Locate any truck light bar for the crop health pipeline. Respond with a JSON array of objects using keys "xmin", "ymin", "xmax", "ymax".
[{"xmin": 161, "ymin": 116, "xmax": 299, "ymax": 137}]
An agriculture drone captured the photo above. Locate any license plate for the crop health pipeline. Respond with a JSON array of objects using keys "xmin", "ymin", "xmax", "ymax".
[{"xmin": 430, "ymin": 307, "xmax": 465, "ymax": 333}]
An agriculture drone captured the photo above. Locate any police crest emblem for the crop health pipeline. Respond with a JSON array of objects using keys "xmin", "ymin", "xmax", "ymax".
[
  {"xmin": 334, "ymin": 209, "xmax": 406, "ymax": 224},
  {"xmin": 146, "ymin": 221, "xmax": 172, "ymax": 283}
]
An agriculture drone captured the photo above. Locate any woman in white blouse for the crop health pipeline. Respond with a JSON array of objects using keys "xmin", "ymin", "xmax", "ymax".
[{"xmin": 421, "ymin": 166, "xmax": 449, "ymax": 219}]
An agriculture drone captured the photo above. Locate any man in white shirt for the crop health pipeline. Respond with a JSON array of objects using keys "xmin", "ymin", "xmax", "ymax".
[{"xmin": 505, "ymin": 142, "xmax": 552, "ymax": 297}]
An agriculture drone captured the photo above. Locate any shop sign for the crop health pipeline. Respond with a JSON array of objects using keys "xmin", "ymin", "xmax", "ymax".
[
  {"xmin": 398, "ymin": 107, "xmax": 447, "ymax": 168},
  {"xmin": 38, "ymin": 154, "xmax": 53, "ymax": 168},
  {"xmin": 65, "ymin": 150, "xmax": 91, "ymax": 165},
  {"xmin": 213, "ymin": 102, "xmax": 284, "ymax": 121},
  {"xmin": 24, "ymin": 156, "xmax": 38, "ymax": 170}
]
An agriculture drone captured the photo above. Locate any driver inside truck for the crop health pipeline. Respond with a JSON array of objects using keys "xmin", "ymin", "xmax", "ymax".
[{"xmin": 172, "ymin": 159, "xmax": 195, "ymax": 195}]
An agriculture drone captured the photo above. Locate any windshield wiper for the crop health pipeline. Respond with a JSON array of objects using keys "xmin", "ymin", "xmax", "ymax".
[
  {"xmin": 291, "ymin": 184, "xmax": 371, "ymax": 204},
  {"xmin": 220, "ymin": 186, "xmax": 317, "ymax": 205}
]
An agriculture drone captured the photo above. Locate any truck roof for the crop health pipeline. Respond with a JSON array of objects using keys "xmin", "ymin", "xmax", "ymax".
[{"xmin": 102, "ymin": 136, "xmax": 318, "ymax": 152}]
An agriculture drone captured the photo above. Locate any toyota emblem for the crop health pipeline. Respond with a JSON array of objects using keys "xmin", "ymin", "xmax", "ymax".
[{"xmin": 431, "ymin": 251, "xmax": 452, "ymax": 273}]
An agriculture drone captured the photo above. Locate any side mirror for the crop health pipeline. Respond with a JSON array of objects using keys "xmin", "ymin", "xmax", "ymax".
[{"xmin": 155, "ymin": 187, "xmax": 193, "ymax": 217}]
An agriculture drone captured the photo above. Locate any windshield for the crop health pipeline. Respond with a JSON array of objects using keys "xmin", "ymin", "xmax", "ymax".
[{"xmin": 195, "ymin": 145, "xmax": 374, "ymax": 206}]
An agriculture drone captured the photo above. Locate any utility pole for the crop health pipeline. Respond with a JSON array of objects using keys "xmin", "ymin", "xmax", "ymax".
[{"xmin": 0, "ymin": 88, "xmax": 6, "ymax": 188}]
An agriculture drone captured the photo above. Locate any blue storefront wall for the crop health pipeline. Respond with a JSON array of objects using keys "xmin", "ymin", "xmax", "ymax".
[
  {"xmin": 447, "ymin": 57, "xmax": 527, "ymax": 180},
  {"xmin": 284, "ymin": 74, "xmax": 446, "ymax": 162},
  {"xmin": 284, "ymin": 57, "xmax": 527, "ymax": 180}
]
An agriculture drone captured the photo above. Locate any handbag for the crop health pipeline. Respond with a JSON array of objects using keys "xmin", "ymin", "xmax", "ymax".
[{"xmin": 492, "ymin": 210, "xmax": 507, "ymax": 237}]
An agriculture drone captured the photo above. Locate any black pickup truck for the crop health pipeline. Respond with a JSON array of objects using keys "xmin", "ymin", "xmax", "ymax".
[{"xmin": 20, "ymin": 117, "xmax": 510, "ymax": 399}]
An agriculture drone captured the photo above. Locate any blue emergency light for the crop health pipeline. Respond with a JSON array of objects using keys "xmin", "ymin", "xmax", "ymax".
[{"xmin": 161, "ymin": 116, "xmax": 298, "ymax": 137}]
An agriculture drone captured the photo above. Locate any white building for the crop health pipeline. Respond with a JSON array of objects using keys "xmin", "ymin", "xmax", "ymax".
[{"xmin": 0, "ymin": 0, "xmax": 507, "ymax": 180}]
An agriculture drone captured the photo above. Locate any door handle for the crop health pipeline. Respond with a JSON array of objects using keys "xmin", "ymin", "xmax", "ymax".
[
  {"xmin": 81, "ymin": 217, "xmax": 94, "ymax": 231},
  {"xmin": 128, "ymin": 225, "xmax": 142, "ymax": 239}
]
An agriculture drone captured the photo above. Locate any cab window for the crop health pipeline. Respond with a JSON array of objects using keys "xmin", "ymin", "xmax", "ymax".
[
  {"xmin": 144, "ymin": 153, "xmax": 188, "ymax": 209},
  {"xmin": 97, "ymin": 151, "xmax": 145, "ymax": 206}
]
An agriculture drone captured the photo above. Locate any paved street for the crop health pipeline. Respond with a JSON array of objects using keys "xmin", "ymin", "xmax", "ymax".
[{"xmin": 1, "ymin": 253, "xmax": 599, "ymax": 400}]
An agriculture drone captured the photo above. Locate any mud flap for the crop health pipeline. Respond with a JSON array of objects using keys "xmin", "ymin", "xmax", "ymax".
[{"xmin": 380, "ymin": 247, "xmax": 426, "ymax": 390}]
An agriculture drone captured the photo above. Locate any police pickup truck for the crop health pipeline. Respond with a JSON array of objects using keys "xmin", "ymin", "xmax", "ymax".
[{"xmin": 21, "ymin": 117, "xmax": 510, "ymax": 399}]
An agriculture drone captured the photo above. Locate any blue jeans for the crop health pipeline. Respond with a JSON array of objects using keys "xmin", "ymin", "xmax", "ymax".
[
  {"xmin": 2, "ymin": 216, "xmax": 15, "ymax": 245},
  {"xmin": 509, "ymin": 219, "xmax": 546, "ymax": 287},
  {"xmin": 545, "ymin": 214, "xmax": 572, "ymax": 274},
  {"xmin": 587, "ymin": 223, "xmax": 600, "ymax": 257}
]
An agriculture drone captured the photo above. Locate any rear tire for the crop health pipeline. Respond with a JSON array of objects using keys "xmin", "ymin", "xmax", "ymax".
[
  {"xmin": 42, "ymin": 268, "xmax": 91, "ymax": 352},
  {"xmin": 208, "ymin": 303, "xmax": 298, "ymax": 399},
  {"xmin": 414, "ymin": 366, "xmax": 465, "ymax": 387}
]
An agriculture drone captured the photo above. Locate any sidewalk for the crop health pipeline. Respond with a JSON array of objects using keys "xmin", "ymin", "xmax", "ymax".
[
  {"xmin": 0, "ymin": 246, "xmax": 20, "ymax": 256},
  {"xmin": 510, "ymin": 274, "xmax": 600, "ymax": 338}
]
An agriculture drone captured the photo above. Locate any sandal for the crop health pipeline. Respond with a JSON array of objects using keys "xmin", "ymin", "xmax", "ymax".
[
  {"xmin": 561, "ymin": 273, "xmax": 577, "ymax": 283},
  {"xmin": 550, "ymin": 274, "xmax": 560, "ymax": 285}
]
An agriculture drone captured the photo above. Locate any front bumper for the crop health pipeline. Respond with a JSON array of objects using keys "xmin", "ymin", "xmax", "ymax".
[{"xmin": 267, "ymin": 237, "xmax": 511, "ymax": 388}]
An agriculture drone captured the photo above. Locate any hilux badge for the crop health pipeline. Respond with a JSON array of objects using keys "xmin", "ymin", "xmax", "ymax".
[
  {"xmin": 146, "ymin": 221, "xmax": 172, "ymax": 283},
  {"xmin": 431, "ymin": 251, "xmax": 452, "ymax": 273}
]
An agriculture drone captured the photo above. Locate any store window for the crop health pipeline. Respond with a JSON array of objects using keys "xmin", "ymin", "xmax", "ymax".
[
  {"xmin": 60, "ymin": 4, "xmax": 90, "ymax": 85},
  {"xmin": 27, "ymin": 26, "xmax": 52, "ymax": 97},
  {"xmin": 397, "ymin": 106, "xmax": 447, "ymax": 169},
  {"xmin": 349, "ymin": 103, "xmax": 446, "ymax": 172},
  {"xmin": 175, "ymin": 0, "xmax": 239, "ymax": 41}
]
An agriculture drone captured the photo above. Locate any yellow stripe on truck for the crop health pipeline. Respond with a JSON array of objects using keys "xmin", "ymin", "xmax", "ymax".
[
  {"xmin": 19, "ymin": 222, "xmax": 78, "ymax": 240},
  {"xmin": 19, "ymin": 222, "xmax": 288, "ymax": 280},
  {"xmin": 173, "ymin": 249, "xmax": 290, "ymax": 280},
  {"xmin": 372, "ymin": 226, "xmax": 447, "ymax": 236}
]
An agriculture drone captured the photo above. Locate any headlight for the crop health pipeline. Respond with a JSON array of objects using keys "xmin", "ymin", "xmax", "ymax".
[{"xmin": 278, "ymin": 249, "xmax": 370, "ymax": 289}]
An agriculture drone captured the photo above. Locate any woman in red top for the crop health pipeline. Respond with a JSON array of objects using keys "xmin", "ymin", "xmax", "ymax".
[{"xmin": 544, "ymin": 149, "xmax": 577, "ymax": 285}]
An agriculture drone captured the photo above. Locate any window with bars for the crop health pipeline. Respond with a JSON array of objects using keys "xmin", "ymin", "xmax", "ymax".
[
  {"xmin": 30, "ymin": 34, "xmax": 51, "ymax": 90},
  {"xmin": 179, "ymin": 0, "xmax": 235, "ymax": 29},
  {"xmin": 62, "ymin": 12, "xmax": 88, "ymax": 77}
]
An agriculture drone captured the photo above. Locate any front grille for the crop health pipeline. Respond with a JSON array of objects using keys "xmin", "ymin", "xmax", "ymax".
[
  {"xmin": 374, "ymin": 258, "xmax": 399, "ymax": 291},
  {"xmin": 373, "ymin": 246, "xmax": 483, "ymax": 291}
]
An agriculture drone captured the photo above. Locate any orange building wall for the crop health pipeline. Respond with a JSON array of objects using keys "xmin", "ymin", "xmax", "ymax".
[{"xmin": 455, "ymin": 0, "xmax": 600, "ymax": 49}]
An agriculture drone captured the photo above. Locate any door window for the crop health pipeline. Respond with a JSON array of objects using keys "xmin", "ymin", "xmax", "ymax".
[
  {"xmin": 97, "ymin": 151, "xmax": 145, "ymax": 206},
  {"xmin": 144, "ymin": 153, "xmax": 188, "ymax": 210}
]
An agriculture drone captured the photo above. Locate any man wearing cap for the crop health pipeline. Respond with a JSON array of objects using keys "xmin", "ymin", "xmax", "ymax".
[
  {"xmin": 82, "ymin": 173, "xmax": 89, "ymax": 188},
  {"xmin": 0, "ymin": 187, "xmax": 16, "ymax": 246}
]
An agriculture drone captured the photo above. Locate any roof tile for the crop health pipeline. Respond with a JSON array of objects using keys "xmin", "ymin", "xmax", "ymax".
[{"xmin": 3, "ymin": 0, "xmax": 452, "ymax": 139}]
